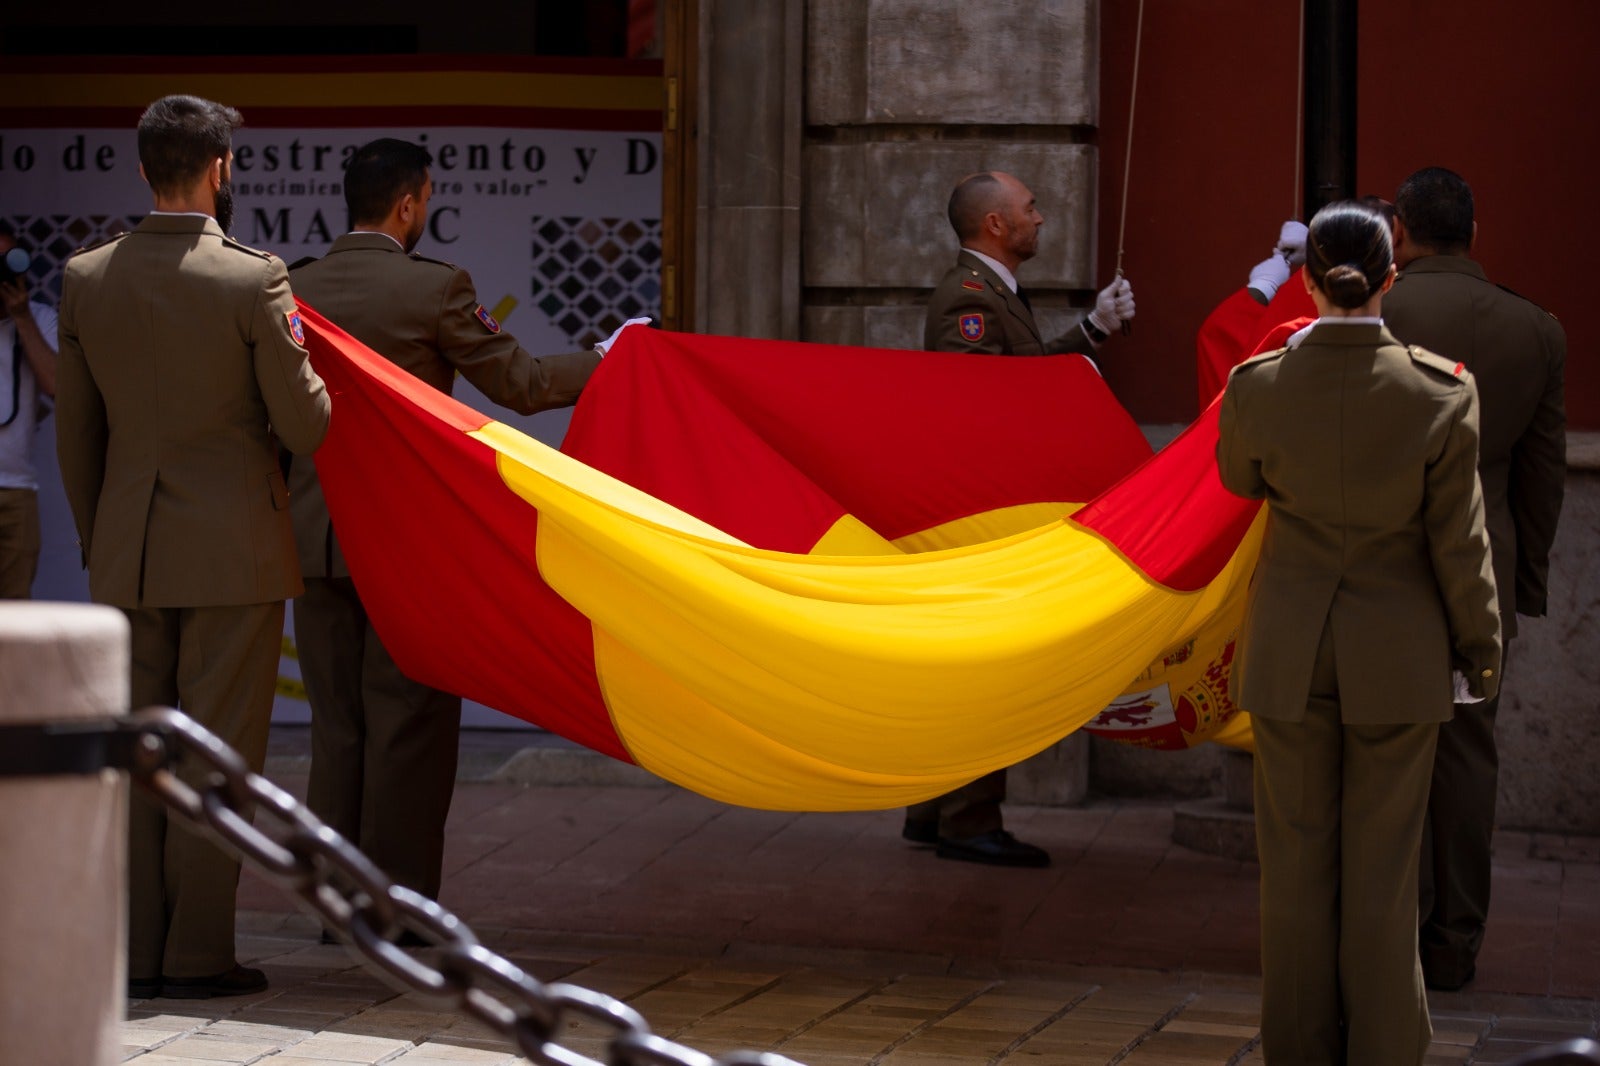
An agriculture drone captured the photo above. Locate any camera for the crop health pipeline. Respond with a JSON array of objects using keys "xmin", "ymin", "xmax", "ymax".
[{"xmin": 0, "ymin": 246, "xmax": 31, "ymax": 285}]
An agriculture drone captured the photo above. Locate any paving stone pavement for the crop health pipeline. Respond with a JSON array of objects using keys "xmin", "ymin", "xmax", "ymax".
[{"xmin": 118, "ymin": 728, "xmax": 1600, "ymax": 1065}]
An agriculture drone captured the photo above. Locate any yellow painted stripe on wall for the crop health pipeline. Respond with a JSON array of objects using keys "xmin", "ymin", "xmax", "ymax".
[{"xmin": 3, "ymin": 71, "xmax": 662, "ymax": 111}]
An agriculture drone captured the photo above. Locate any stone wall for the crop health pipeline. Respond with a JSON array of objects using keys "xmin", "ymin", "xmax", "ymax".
[
  {"xmin": 694, "ymin": 0, "xmax": 805, "ymax": 338},
  {"xmin": 801, "ymin": 0, "xmax": 1102, "ymax": 351}
]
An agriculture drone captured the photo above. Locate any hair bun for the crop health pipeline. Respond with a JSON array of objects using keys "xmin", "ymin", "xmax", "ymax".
[{"xmin": 1322, "ymin": 264, "xmax": 1371, "ymax": 309}]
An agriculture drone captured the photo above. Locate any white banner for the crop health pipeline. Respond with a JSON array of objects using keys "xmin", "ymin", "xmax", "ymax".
[{"xmin": 3, "ymin": 122, "xmax": 662, "ymax": 726}]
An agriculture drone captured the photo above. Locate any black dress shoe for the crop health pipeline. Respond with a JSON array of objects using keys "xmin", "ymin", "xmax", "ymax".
[
  {"xmin": 161, "ymin": 965, "xmax": 269, "ymax": 999},
  {"xmin": 127, "ymin": 977, "xmax": 163, "ymax": 999},
  {"xmin": 902, "ymin": 818, "xmax": 939, "ymax": 845},
  {"xmin": 936, "ymin": 829, "xmax": 1051, "ymax": 868}
]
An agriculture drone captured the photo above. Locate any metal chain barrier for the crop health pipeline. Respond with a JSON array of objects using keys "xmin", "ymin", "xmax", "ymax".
[{"xmin": 114, "ymin": 705, "xmax": 806, "ymax": 1066}]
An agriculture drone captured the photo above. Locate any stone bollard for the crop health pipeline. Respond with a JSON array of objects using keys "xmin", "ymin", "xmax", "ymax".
[{"xmin": 0, "ymin": 602, "xmax": 130, "ymax": 1066}]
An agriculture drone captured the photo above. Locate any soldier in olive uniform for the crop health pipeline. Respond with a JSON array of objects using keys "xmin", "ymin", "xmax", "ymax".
[
  {"xmin": 910, "ymin": 171, "xmax": 1136, "ymax": 867},
  {"xmin": 57, "ymin": 95, "xmax": 331, "ymax": 999},
  {"xmin": 288, "ymin": 138, "xmax": 613, "ymax": 917},
  {"xmin": 1218, "ymin": 201, "xmax": 1500, "ymax": 1066},
  {"xmin": 1383, "ymin": 167, "xmax": 1567, "ymax": 992}
]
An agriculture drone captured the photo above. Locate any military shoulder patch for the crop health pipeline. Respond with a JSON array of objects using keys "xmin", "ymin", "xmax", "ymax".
[
  {"xmin": 221, "ymin": 235, "xmax": 276, "ymax": 260},
  {"xmin": 960, "ymin": 278, "xmax": 985, "ymax": 292},
  {"xmin": 1407, "ymin": 345, "xmax": 1470, "ymax": 383},
  {"xmin": 410, "ymin": 252, "xmax": 462, "ymax": 271},
  {"xmin": 284, "ymin": 309, "xmax": 306, "ymax": 346},
  {"xmin": 73, "ymin": 230, "xmax": 130, "ymax": 256},
  {"xmin": 475, "ymin": 304, "xmax": 502, "ymax": 334},
  {"xmin": 1495, "ymin": 282, "xmax": 1560, "ymax": 321},
  {"xmin": 1232, "ymin": 347, "xmax": 1290, "ymax": 375},
  {"xmin": 959, "ymin": 313, "xmax": 985, "ymax": 341}
]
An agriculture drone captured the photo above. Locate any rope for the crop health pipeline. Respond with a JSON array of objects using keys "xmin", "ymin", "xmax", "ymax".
[
  {"xmin": 1114, "ymin": 0, "xmax": 1145, "ymax": 279},
  {"xmin": 1293, "ymin": 0, "xmax": 1305, "ymax": 219}
]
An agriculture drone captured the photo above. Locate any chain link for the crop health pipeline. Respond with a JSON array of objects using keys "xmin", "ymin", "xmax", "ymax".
[{"xmin": 125, "ymin": 706, "xmax": 806, "ymax": 1066}]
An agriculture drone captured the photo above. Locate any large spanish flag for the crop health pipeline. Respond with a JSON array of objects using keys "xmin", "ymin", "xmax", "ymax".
[{"xmin": 301, "ymin": 306, "xmax": 1262, "ymax": 811}]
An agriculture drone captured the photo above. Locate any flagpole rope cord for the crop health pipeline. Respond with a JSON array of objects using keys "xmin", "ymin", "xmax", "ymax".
[
  {"xmin": 1294, "ymin": 0, "xmax": 1306, "ymax": 219},
  {"xmin": 1113, "ymin": 0, "xmax": 1144, "ymax": 280}
]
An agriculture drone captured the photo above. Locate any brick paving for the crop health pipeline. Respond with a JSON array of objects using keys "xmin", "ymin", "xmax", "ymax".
[{"xmin": 119, "ymin": 729, "xmax": 1600, "ymax": 1064}]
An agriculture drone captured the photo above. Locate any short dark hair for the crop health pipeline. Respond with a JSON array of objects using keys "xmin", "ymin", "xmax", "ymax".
[
  {"xmin": 947, "ymin": 173, "xmax": 1002, "ymax": 241},
  {"xmin": 344, "ymin": 138, "xmax": 433, "ymax": 226},
  {"xmin": 1305, "ymin": 200, "xmax": 1394, "ymax": 310},
  {"xmin": 137, "ymin": 95, "xmax": 242, "ymax": 197},
  {"xmin": 1395, "ymin": 167, "xmax": 1473, "ymax": 255},
  {"xmin": 1357, "ymin": 194, "xmax": 1396, "ymax": 228}
]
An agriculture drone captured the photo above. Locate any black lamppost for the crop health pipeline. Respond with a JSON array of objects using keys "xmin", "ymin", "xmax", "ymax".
[{"xmin": 1303, "ymin": 0, "xmax": 1358, "ymax": 215}]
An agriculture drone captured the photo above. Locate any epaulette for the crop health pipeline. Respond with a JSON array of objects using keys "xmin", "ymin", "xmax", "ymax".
[
  {"xmin": 73, "ymin": 231, "xmax": 129, "ymax": 256},
  {"xmin": 220, "ymin": 235, "xmax": 277, "ymax": 261},
  {"xmin": 1407, "ymin": 345, "xmax": 1471, "ymax": 384},
  {"xmin": 1495, "ymin": 282, "xmax": 1560, "ymax": 321},
  {"xmin": 1233, "ymin": 346, "xmax": 1290, "ymax": 372},
  {"xmin": 287, "ymin": 255, "xmax": 319, "ymax": 271},
  {"xmin": 958, "ymin": 268, "xmax": 987, "ymax": 294},
  {"xmin": 407, "ymin": 252, "xmax": 461, "ymax": 271}
]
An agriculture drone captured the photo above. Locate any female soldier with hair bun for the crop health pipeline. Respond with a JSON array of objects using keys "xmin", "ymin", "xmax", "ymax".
[{"xmin": 1217, "ymin": 200, "xmax": 1501, "ymax": 1066}]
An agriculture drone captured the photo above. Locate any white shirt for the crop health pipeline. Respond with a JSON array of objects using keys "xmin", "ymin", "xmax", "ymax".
[
  {"xmin": 346, "ymin": 229, "xmax": 405, "ymax": 251},
  {"xmin": 1286, "ymin": 315, "xmax": 1384, "ymax": 348},
  {"xmin": 0, "ymin": 300, "xmax": 59, "ymax": 489}
]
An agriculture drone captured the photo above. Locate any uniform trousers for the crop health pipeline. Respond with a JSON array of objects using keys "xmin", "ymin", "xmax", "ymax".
[
  {"xmin": 906, "ymin": 770, "xmax": 1006, "ymax": 838},
  {"xmin": 0, "ymin": 487, "xmax": 40, "ymax": 598},
  {"xmin": 297, "ymin": 575, "xmax": 461, "ymax": 900},
  {"xmin": 1253, "ymin": 627, "xmax": 1438, "ymax": 1066},
  {"xmin": 124, "ymin": 601, "xmax": 282, "ymax": 979},
  {"xmin": 1419, "ymin": 642, "xmax": 1509, "ymax": 988}
]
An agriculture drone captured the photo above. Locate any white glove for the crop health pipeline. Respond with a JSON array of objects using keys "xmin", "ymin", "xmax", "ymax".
[
  {"xmin": 1276, "ymin": 220, "xmax": 1309, "ymax": 269},
  {"xmin": 1247, "ymin": 255, "xmax": 1292, "ymax": 302},
  {"xmin": 1087, "ymin": 277, "xmax": 1135, "ymax": 336},
  {"xmin": 595, "ymin": 316, "xmax": 652, "ymax": 356},
  {"xmin": 1452, "ymin": 670, "xmax": 1486, "ymax": 705},
  {"xmin": 1247, "ymin": 221, "xmax": 1309, "ymax": 302}
]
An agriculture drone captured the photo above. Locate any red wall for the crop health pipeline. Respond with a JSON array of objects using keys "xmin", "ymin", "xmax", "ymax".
[{"xmin": 1098, "ymin": 1, "xmax": 1598, "ymax": 429}]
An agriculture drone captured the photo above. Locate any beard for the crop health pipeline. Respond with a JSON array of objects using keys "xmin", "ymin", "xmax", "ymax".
[
  {"xmin": 214, "ymin": 179, "xmax": 235, "ymax": 234},
  {"xmin": 402, "ymin": 214, "xmax": 425, "ymax": 253}
]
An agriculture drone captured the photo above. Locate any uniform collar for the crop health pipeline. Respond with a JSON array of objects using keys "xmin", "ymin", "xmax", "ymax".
[
  {"xmin": 1296, "ymin": 319, "xmax": 1400, "ymax": 348},
  {"xmin": 136, "ymin": 213, "xmax": 225, "ymax": 238},
  {"xmin": 1397, "ymin": 254, "xmax": 1486, "ymax": 283},
  {"xmin": 329, "ymin": 231, "xmax": 407, "ymax": 254},
  {"xmin": 959, "ymin": 247, "xmax": 1019, "ymax": 292}
]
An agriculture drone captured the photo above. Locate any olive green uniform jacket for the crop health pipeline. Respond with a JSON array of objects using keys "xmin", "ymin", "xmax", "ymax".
[
  {"xmin": 1382, "ymin": 255, "xmax": 1565, "ymax": 639},
  {"xmin": 288, "ymin": 232, "xmax": 601, "ymax": 577},
  {"xmin": 923, "ymin": 250, "xmax": 1096, "ymax": 356},
  {"xmin": 56, "ymin": 213, "xmax": 331, "ymax": 607},
  {"xmin": 1217, "ymin": 322, "xmax": 1502, "ymax": 722}
]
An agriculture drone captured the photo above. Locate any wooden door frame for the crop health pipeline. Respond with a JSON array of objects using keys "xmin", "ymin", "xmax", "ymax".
[{"xmin": 659, "ymin": 0, "xmax": 698, "ymax": 331}]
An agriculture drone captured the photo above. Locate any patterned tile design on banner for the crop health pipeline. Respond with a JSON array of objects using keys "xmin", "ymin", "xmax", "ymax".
[
  {"xmin": 530, "ymin": 216, "xmax": 661, "ymax": 347},
  {"xmin": 5, "ymin": 215, "xmax": 145, "ymax": 305}
]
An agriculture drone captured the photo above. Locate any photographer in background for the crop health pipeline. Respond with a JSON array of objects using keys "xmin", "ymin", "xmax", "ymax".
[{"xmin": 0, "ymin": 222, "xmax": 58, "ymax": 599}]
